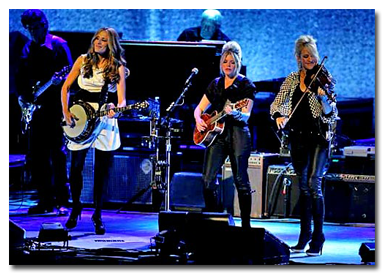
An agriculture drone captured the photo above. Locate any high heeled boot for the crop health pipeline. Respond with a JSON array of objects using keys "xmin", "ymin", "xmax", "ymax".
[
  {"xmin": 238, "ymin": 192, "xmax": 252, "ymax": 229},
  {"xmin": 290, "ymin": 194, "xmax": 312, "ymax": 252},
  {"xmin": 65, "ymin": 202, "xmax": 82, "ymax": 229},
  {"xmin": 203, "ymin": 189, "xmax": 219, "ymax": 212},
  {"xmin": 306, "ymin": 197, "xmax": 325, "ymax": 256},
  {"xmin": 91, "ymin": 210, "xmax": 106, "ymax": 235}
]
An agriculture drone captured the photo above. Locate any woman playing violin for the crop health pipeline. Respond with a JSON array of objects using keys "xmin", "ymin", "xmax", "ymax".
[{"xmin": 270, "ymin": 35, "xmax": 338, "ymax": 256}]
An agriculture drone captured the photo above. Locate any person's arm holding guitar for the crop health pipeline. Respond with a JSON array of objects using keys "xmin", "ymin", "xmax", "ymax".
[
  {"xmin": 194, "ymin": 94, "xmax": 211, "ymax": 133},
  {"xmin": 224, "ymin": 98, "xmax": 253, "ymax": 123}
]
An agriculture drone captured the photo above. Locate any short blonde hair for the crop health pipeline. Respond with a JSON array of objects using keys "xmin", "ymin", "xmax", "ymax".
[
  {"xmin": 220, "ymin": 41, "xmax": 242, "ymax": 76},
  {"xmin": 294, "ymin": 35, "xmax": 320, "ymax": 69}
]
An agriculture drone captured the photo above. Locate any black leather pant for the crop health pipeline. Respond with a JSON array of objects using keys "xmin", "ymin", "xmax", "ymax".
[
  {"xmin": 69, "ymin": 148, "xmax": 112, "ymax": 215},
  {"xmin": 290, "ymin": 130, "xmax": 329, "ymax": 244},
  {"xmin": 202, "ymin": 125, "xmax": 252, "ymax": 224}
]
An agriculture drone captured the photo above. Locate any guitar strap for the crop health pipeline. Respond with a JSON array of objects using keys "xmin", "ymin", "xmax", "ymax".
[{"xmin": 98, "ymin": 80, "xmax": 109, "ymax": 110}]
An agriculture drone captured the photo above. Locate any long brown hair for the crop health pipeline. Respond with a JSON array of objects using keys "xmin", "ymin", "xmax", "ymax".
[{"xmin": 83, "ymin": 27, "xmax": 127, "ymax": 84}]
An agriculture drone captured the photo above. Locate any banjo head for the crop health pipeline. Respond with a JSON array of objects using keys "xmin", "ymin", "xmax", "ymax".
[{"xmin": 63, "ymin": 103, "xmax": 89, "ymax": 138}]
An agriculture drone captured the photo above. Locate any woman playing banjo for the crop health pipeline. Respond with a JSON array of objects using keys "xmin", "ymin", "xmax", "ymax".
[{"xmin": 61, "ymin": 27, "xmax": 127, "ymax": 235}]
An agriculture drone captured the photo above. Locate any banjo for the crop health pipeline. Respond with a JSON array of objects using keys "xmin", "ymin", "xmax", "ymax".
[{"xmin": 62, "ymin": 100, "xmax": 149, "ymax": 144}]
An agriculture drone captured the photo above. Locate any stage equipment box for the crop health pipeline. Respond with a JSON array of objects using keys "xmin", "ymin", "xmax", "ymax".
[
  {"xmin": 344, "ymin": 146, "xmax": 375, "ymax": 158},
  {"xmin": 264, "ymin": 164, "xmax": 300, "ymax": 218},
  {"xmin": 170, "ymin": 172, "xmax": 222, "ymax": 211},
  {"xmin": 67, "ymin": 148, "xmax": 153, "ymax": 206},
  {"xmin": 222, "ymin": 153, "xmax": 279, "ymax": 218},
  {"xmin": 324, "ymin": 173, "xmax": 375, "ymax": 223}
]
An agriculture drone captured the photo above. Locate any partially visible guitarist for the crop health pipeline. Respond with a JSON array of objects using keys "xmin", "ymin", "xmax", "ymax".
[
  {"xmin": 194, "ymin": 41, "xmax": 256, "ymax": 228},
  {"xmin": 16, "ymin": 10, "xmax": 73, "ymax": 215},
  {"xmin": 61, "ymin": 27, "xmax": 127, "ymax": 235},
  {"xmin": 270, "ymin": 35, "xmax": 338, "ymax": 256}
]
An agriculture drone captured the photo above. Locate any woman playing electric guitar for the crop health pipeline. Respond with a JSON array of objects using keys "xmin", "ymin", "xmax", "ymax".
[{"xmin": 194, "ymin": 41, "xmax": 256, "ymax": 228}]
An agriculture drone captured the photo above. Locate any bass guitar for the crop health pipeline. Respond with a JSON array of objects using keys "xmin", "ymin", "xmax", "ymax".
[
  {"xmin": 62, "ymin": 100, "xmax": 149, "ymax": 145},
  {"xmin": 193, "ymin": 98, "xmax": 249, "ymax": 147},
  {"xmin": 19, "ymin": 65, "xmax": 71, "ymax": 133}
]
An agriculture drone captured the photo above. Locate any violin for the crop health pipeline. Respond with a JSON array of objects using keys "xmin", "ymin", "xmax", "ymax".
[{"xmin": 304, "ymin": 56, "xmax": 337, "ymax": 102}]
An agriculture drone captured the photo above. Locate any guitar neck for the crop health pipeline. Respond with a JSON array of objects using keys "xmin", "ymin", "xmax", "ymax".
[
  {"xmin": 207, "ymin": 111, "xmax": 226, "ymax": 125},
  {"xmin": 34, "ymin": 80, "xmax": 53, "ymax": 100},
  {"xmin": 206, "ymin": 99, "xmax": 248, "ymax": 125},
  {"xmin": 93, "ymin": 104, "xmax": 133, "ymax": 118}
]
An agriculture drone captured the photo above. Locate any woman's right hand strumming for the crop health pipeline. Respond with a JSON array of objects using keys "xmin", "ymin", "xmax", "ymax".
[
  {"xmin": 276, "ymin": 116, "xmax": 289, "ymax": 130},
  {"xmin": 195, "ymin": 116, "xmax": 207, "ymax": 132},
  {"xmin": 63, "ymin": 110, "xmax": 76, "ymax": 127}
]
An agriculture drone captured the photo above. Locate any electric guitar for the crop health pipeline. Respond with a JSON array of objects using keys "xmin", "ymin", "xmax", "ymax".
[
  {"xmin": 193, "ymin": 98, "xmax": 250, "ymax": 147},
  {"xmin": 19, "ymin": 65, "xmax": 71, "ymax": 133}
]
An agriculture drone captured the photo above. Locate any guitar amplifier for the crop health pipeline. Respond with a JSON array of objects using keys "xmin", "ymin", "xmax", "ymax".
[
  {"xmin": 324, "ymin": 173, "xmax": 375, "ymax": 223},
  {"xmin": 66, "ymin": 148, "xmax": 153, "ymax": 206},
  {"xmin": 222, "ymin": 153, "xmax": 279, "ymax": 218},
  {"xmin": 264, "ymin": 164, "xmax": 300, "ymax": 218}
]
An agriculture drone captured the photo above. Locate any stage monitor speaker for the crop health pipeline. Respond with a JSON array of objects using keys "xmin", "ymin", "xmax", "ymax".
[
  {"xmin": 194, "ymin": 227, "xmax": 290, "ymax": 265},
  {"xmin": 222, "ymin": 153, "xmax": 279, "ymax": 218},
  {"xmin": 324, "ymin": 173, "xmax": 375, "ymax": 223},
  {"xmin": 359, "ymin": 242, "xmax": 375, "ymax": 263},
  {"xmin": 158, "ymin": 210, "xmax": 235, "ymax": 232},
  {"xmin": 265, "ymin": 164, "xmax": 300, "ymax": 218},
  {"xmin": 9, "ymin": 219, "xmax": 26, "ymax": 248},
  {"xmin": 157, "ymin": 211, "xmax": 289, "ymax": 264}
]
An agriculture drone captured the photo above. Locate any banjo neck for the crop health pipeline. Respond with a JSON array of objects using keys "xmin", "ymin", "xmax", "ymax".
[{"xmin": 93, "ymin": 104, "xmax": 135, "ymax": 118}]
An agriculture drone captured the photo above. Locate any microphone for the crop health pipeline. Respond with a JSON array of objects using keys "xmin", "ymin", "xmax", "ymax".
[{"xmin": 184, "ymin": 68, "xmax": 199, "ymax": 85}]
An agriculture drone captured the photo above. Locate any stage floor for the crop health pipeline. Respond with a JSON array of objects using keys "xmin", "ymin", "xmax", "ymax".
[{"xmin": 9, "ymin": 192, "xmax": 375, "ymax": 265}]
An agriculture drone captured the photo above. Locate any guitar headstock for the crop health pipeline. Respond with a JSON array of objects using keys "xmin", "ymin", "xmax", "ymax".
[
  {"xmin": 52, "ymin": 65, "xmax": 71, "ymax": 85},
  {"xmin": 132, "ymin": 101, "xmax": 149, "ymax": 110},
  {"xmin": 234, "ymin": 98, "xmax": 250, "ymax": 109}
]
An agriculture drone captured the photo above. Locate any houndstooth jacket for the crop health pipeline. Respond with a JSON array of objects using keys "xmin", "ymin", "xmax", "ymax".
[{"xmin": 270, "ymin": 71, "xmax": 338, "ymax": 124}]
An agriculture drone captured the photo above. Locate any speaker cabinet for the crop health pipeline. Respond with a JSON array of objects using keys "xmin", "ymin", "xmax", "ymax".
[
  {"xmin": 324, "ymin": 173, "xmax": 375, "ymax": 223},
  {"xmin": 67, "ymin": 148, "xmax": 153, "ymax": 205},
  {"xmin": 222, "ymin": 153, "xmax": 279, "ymax": 218},
  {"xmin": 66, "ymin": 148, "xmax": 95, "ymax": 204},
  {"xmin": 170, "ymin": 172, "xmax": 224, "ymax": 210},
  {"xmin": 103, "ymin": 150, "xmax": 153, "ymax": 204},
  {"xmin": 265, "ymin": 164, "xmax": 300, "ymax": 218}
]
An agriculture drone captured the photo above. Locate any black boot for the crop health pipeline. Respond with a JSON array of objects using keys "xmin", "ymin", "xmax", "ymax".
[
  {"xmin": 65, "ymin": 202, "xmax": 82, "ymax": 229},
  {"xmin": 290, "ymin": 194, "xmax": 312, "ymax": 252},
  {"xmin": 203, "ymin": 189, "xmax": 219, "ymax": 212},
  {"xmin": 306, "ymin": 197, "xmax": 325, "ymax": 256},
  {"xmin": 91, "ymin": 211, "xmax": 106, "ymax": 235},
  {"xmin": 238, "ymin": 192, "xmax": 252, "ymax": 229}
]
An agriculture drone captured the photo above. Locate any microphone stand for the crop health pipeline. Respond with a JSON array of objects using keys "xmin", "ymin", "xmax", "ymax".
[{"xmin": 160, "ymin": 81, "xmax": 194, "ymax": 212}]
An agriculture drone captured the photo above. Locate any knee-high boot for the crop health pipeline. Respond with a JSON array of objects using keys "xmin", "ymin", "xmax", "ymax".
[
  {"xmin": 203, "ymin": 189, "xmax": 219, "ymax": 212},
  {"xmin": 290, "ymin": 194, "xmax": 312, "ymax": 252},
  {"xmin": 307, "ymin": 196, "xmax": 325, "ymax": 256},
  {"xmin": 238, "ymin": 192, "xmax": 252, "ymax": 228}
]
